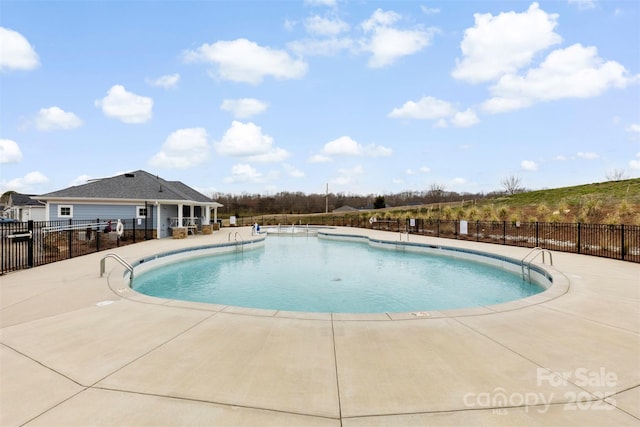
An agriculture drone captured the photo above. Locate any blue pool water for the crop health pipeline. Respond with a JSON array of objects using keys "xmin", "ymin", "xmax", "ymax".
[{"xmin": 132, "ymin": 236, "xmax": 545, "ymax": 313}]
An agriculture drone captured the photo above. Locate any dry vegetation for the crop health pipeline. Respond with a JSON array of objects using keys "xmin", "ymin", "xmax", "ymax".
[{"xmin": 233, "ymin": 179, "xmax": 640, "ymax": 226}]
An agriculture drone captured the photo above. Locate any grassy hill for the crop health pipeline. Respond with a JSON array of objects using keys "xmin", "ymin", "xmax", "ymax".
[
  {"xmin": 233, "ymin": 179, "xmax": 640, "ymax": 226},
  {"xmin": 348, "ymin": 178, "xmax": 640, "ymax": 225},
  {"xmin": 384, "ymin": 178, "xmax": 640, "ymax": 225},
  {"xmin": 496, "ymin": 178, "xmax": 640, "ymax": 207}
]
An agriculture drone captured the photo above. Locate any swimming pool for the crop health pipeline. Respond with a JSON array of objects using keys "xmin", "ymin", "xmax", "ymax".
[{"xmin": 130, "ymin": 233, "xmax": 548, "ymax": 313}]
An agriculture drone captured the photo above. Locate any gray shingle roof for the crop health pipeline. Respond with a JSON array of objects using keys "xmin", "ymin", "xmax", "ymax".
[
  {"xmin": 10, "ymin": 193, "xmax": 45, "ymax": 207},
  {"xmin": 37, "ymin": 170, "xmax": 215, "ymax": 204}
]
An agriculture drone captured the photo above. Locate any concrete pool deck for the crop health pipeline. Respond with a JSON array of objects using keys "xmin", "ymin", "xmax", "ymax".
[{"xmin": 1, "ymin": 226, "xmax": 638, "ymax": 426}]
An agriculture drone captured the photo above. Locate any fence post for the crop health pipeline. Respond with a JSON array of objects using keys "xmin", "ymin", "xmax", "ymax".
[
  {"xmin": 67, "ymin": 219, "xmax": 73, "ymax": 258},
  {"xmin": 96, "ymin": 219, "xmax": 101, "ymax": 252},
  {"xmin": 577, "ymin": 222, "xmax": 581, "ymax": 254},
  {"xmin": 437, "ymin": 219, "xmax": 440, "ymax": 237},
  {"xmin": 535, "ymin": 222, "xmax": 539, "ymax": 247},
  {"xmin": 503, "ymin": 221, "xmax": 506, "ymax": 245},
  {"xmin": 621, "ymin": 224, "xmax": 625, "ymax": 261},
  {"xmin": 133, "ymin": 218, "xmax": 136, "ymax": 243},
  {"xmin": 28, "ymin": 220, "xmax": 34, "ymax": 267}
]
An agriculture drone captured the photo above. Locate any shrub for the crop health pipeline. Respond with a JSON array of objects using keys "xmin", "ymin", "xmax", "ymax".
[
  {"xmin": 497, "ymin": 206, "xmax": 509, "ymax": 221},
  {"xmin": 466, "ymin": 207, "xmax": 480, "ymax": 221},
  {"xmin": 536, "ymin": 204, "xmax": 550, "ymax": 222},
  {"xmin": 442, "ymin": 206, "xmax": 454, "ymax": 220},
  {"xmin": 481, "ymin": 205, "xmax": 495, "ymax": 220}
]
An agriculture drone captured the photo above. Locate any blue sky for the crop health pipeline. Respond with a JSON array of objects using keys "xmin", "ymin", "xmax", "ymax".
[{"xmin": 1, "ymin": 0, "xmax": 639, "ymax": 198}]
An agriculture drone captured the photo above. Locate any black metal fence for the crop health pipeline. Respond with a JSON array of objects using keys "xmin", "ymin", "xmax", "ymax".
[
  {"xmin": 1, "ymin": 218, "xmax": 152, "ymax": 275},
  {"xmin": 240, "ymin": 215, "xmax": 640, "ymax": 263},
  {"xmin": 3, "ymin": 216, "xmax": 638, "ymax": 274}
]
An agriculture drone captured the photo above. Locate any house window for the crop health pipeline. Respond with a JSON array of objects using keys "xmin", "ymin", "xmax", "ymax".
[
  {"xmin": 58, "ymin": 205, "xmax": 73, "ymax": 218},
  {"xmin": 136, "ymin": 206, "xmax": 147, "ymax": 218}
]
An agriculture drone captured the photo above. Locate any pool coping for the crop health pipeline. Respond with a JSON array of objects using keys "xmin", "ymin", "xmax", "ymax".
[{"xmin": 107, "ymin": 228, "xmax": 569, "ymax": 322}]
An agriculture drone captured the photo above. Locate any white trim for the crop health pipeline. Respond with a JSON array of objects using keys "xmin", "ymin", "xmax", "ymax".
[
  {"xmin": 136, "ymin": 205, "xmax": 147, "ymax": 219},
  {"xmin": 35, "ymin": 197, "xmax": 223, "ymax": 208},
  {"xmin": 58, "ymin": 205, "xmax": 73, "ymax": 218}
]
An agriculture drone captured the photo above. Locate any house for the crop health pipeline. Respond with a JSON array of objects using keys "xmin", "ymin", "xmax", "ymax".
[
  {"xmin": 3, "ymin": 193, "xmax": 46, "ymax": 221},
  {"xmin": 35, "ymin": 170, "xmax": 223, "ymax": 238}
]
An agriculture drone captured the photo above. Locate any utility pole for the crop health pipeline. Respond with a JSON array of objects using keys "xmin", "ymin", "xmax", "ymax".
[{"xmin": 325, "ymin": 183, "xmax": 328, "ymax": 214}]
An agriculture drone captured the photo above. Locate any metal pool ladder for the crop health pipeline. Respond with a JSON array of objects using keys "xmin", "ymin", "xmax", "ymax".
[
  {"xmin": 100, "ymin": 253, "xmax": 134, "ymax": 279},
  {"xmin": 521, "ymin": 247, "xmax": 553, "ymax": 282},
  {"xmin": 228, "ymin": 231, "xmax": 244, "ymax": 252}
]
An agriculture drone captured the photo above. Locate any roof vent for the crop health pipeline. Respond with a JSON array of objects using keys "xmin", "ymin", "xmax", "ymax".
[{"xmin": 125, "ymin": 173, "xmax": 135, "ymax": 178}]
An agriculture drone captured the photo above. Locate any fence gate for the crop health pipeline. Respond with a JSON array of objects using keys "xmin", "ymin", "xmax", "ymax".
[{"xmin": 1, "ymin": 221, "xmax": 33, "ymax": 274}]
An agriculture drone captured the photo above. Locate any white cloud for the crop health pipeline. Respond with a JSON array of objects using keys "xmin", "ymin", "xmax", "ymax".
[
  {"xmin": 69, "ymin": 174, "xmax": 93, "ymax": 186},
  {"xmin": 223, "ymin": 163, "xmax": 264, "ymax": 184},
  {"xmin": 521, "ymin": 160, "xmax": 539, "ymax": 171},
  {"xmin": 450, "ymin": 109, "xmax": 480, "ymax": 128},
  {"xmin": 577, "ymin": 151, "xmax": 599, "ymax": 159},
  {"xmin": 568, "ymin": 0, "xmax": 597, "ymax": 10},
  {"xmin": 389, "ymin": 96, "xmax": 479, "ymax": 128},
  {"xmin": 388, "ymin": 96, "xmax": 455, "ymax": 119},
  {"xmin": 482, "ymin": 44, "xmax": 636, "ymax": 114},
  {"xmin": 149, "ymin": 127, "xmax": 209, "ymax": 169},
  {"xmin": 421, "ymin": 6, "xmax": 440, "ymax": 15},
  {"xmin": 320, "ymin": 136, "xmax": 392, "ymax": 158},
  {"xmin": 309, "ymin": 154, "xmax": 332, "ymax": 163},
  {"xmin": 35, "ymin": 106, "xmax": 82, "ymax": 131},
  {"xmin": 1, "ymin": 171, "xmax": 48, "ymax": 193},
  {"xmin": 0, "ymin": 139, "xmax": 23, "ymax": 163},
  {"xmin": 95, "ymin": 85, "xmax": 153, "ymax": 123},
  {"xmin": 323, "ymin": 136, "xmax": 361, "ymax": 156},
  {"xmin": 215, "ymin": 121, "xmax": 289, "ymax": 162},
  {"xmin": 362, "ymin": 9, "xmax": 401, "ymax": 31},
  {"xmin": 305, "ymin": 15, "xmax": 349, "ymax": 36},
  {"xmin": 406, "ymin": 166, "xmax": 430, "ymax": 175},
  {"xmin": 146, "ymin": 73, "xmax": 180, "ymax": 89},
  {"xmin": 630, "ymin": 153, "xmax": 640, "ymax": 170},
  {"xmin": 183, "ymin": 38, "xmax": 308, "ymax": 85},
  {"xmin": 284, "ymin": 19, "xmax": 297, "ymax": 32},
  {"xmin": 452, "ymin": 3, "xmax": 561, "ymax": 83},
  {"xmin": 247, "ymin": 148, "xmax": 290, "ymax": 163},
  {"xmin": 0, "ymin": 27, "xmax": 40, "ymax": 71},
  {"xmin": 304, "ymin": 0, "xmax": 336, "ymax": 6},
  {"xmin": 283, "ymin": 163, "xmax": 305, "ymax": 178},
  {"xmin": 360, "ymin": 9, "xmax": 435, "ymax": 68},
  {"xmin": 287, "ymin": 37, "xmax": 354, "ymax": 57},
  {"xmin": 626, "ymin": 124, "xmax": 640, "ymax": 133},
  {"xmin": 220, "ymin": 98, "xmax": 268, "ymax": 119}
]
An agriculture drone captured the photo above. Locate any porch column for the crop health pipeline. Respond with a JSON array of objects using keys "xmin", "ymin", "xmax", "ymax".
[
  {"xmin": 155, "ymin": 202, "xmax": 161, "ymax": 239},
  {"xmin": 204, "ymin": 205, "xmax": 211, "ymax": 224},
  {"xmin": 190, "ymin": 205, "xmax": 194, "ymax": 223},
  {"xmin": 178, "ymin": 203, "xmax": 183, "ymax": 227}
]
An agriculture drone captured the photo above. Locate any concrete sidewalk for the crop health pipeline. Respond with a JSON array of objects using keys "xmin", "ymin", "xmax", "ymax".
[{"xmin": 1, "ymin": 227, "xmax": 638, "ymax": 426}]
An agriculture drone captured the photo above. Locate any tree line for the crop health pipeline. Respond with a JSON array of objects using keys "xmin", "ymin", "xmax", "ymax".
[{"xmin": 212, "ymin": 183, "xmax": 514, "ymax": 218}]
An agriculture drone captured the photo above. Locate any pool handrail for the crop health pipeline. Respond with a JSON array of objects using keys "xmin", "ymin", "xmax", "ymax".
[
  {"xmin": 100, "ymin": 253, "xmax": 134, "ymax": 279},
  {"xmin": 521, "ymin": 247, "xmax": 553, "ymax": 282}
]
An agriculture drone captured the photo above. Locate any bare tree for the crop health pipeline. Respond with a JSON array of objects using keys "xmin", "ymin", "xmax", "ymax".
[
  {"xmin": 501, "ymin": 175, "xmax": 522, "ymax": 195},
  {"xmin": 606, "ymin": 169, "xmax": 628, "ymax": 181},
  {"xmin": 427, "ymin": 183, "xmax": 446, "ymax": 203}
]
